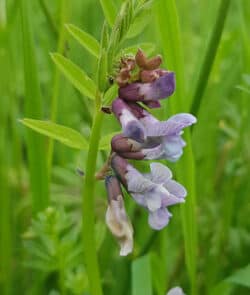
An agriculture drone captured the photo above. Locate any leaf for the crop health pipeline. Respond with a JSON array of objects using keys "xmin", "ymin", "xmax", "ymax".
[
  {"xmin": 99, "ymin": 0, "xmax": 117, "ymax": 27},
  {"xmin": 102, "ymin": 84, "xmax": 118, "ymax": 106},
  {"xmin": 132, "ymin": 255, "xmax": 152, "ymax": 295},
  {"xmin": 226, "ymin": 264, "xmax": 250, "ymax": 288},
  {"xmin": 99, "ymin": 132, "xmax": 119, "ymax": 150},
  {"xmin": 21, "ymin": 119, "xmax": 88, "ymax": 150},
  {"xmin": 51, "ymin": 53, "xmax": 97, "ymax": 100},
  {"xmin": 66, "ymin": 24, "xmax": 100, "ymax": 58},
  {"xmin": 126, "ymin": 7, "xmax": 150, "ymax": 39}
]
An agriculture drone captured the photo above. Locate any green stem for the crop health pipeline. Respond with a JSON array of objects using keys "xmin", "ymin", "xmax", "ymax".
[
  {"xmin": 190, "ymin": 0, "xmax": 231, "ymax": 116},
  {"xmin": 82, "ymin": 109, "xmax": 104, "ymax": 295}
]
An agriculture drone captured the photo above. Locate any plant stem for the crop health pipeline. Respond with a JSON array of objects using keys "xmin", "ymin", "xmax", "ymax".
[{"xmin": 82, "ymin": 108, "xmax": 104, "ymax": 295}]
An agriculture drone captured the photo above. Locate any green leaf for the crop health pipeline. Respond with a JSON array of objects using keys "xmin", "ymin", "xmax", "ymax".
[
  {"xmin": 99, "ymin": 0, "xmax": 117, "ymax": 27},
  {"xmin": 21, "ymin": 119, "xmax": 88, "ymax": 150},
  {"xmin": 51, "ymin": 53, "xmax": 97, "ymax": 100},
  {"xmin": 66, "ymin": 24, "xmax": 100, "ymax": 58},
  {"xmin": 126, "ymin": 6, "xmax": 150, "ymax": 39},
  {"xmin": 132, "ymin": 255, "xmax": 152, "ymax": 295},
  {"xmin": 102, "ymin": 84, "xmax": 118, "ymax": 106},
  {"xmin": 226, "ymin": 264, "xmax": 250, "ymax": 288},
  {"xmin": 99, "ymin": 132, "xmax": 119, "ymax": 150}
]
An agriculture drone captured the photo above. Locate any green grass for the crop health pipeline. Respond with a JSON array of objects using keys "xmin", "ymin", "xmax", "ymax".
[{"xmin": 0, "ymin": 0, "xmax": 250, "ymax": 294}]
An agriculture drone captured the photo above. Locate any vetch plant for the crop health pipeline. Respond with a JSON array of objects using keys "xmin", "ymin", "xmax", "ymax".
[
  {"xmin": 103, "ymin": 48, "xmax": 196, "ymax": 254},
  {"xmin": 21, "ymin": 1, "xmax": 196, "ymax": 294}
]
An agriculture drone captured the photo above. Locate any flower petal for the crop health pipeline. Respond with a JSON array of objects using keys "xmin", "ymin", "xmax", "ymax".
[
  {"xmin": 125, "ymin": 165, "xmax": 154, "ymax": 193},
  {"xmin": 164, "ymin": 179, "xmax": 187, "ymax": 199},
  {"xmin": 105, "ymin": 192, "xmax": 134, "ymax": 256},
  {"xmin": 148, "ymin": 208, "xmax": 172, "ymax": 230},
  {"xmin": 161, "ymin": 135, "xmax": 186, "ymax": 162},
  {"xmin": 148, "ymin": 162, "xmax": 172, "ymax": 184},
  {"xmin": 167, "ymin": 287, "xmax": 186, "ymax": 295},
  {"xmin": 145, "ymin": 113, "xmax": 197, "ymax": 137},
  {"xmin": 145, "ymin": 190, "xmax": 162, "ymax": 211}
]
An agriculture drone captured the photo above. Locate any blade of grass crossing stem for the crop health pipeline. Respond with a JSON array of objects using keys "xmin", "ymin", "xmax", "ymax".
[
  {"xmin": 47, "ymin": 0, "xmax": 69, "ymax": 178},
  {"xmin": 155, "ymin": 1, "xmax": 198, "ymax": 294},
  {"xmin": 21, "ymin": 0, "xmax": 49, "ymax": 212},
  {"xmin": 132, "ymin": 255, "xmax": 152, "ymax": 295},
  {"xmin": 190, "ymin": 0, "xmax": 231, "ymax": 116}
]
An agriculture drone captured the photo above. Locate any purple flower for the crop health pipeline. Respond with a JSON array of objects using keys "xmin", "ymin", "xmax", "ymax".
[
  {"xmin": 105, "ymin": 175, "xmax": 134, "ymax": 256},
  {"xmin": 112, "ymin": 98, "xmax": 146, "ymax": 143},
  {"xmin": 111, "ymin": 155, "xmax": 186, "ymax": 230},
  {"xmin": 118, "ymin": 71, "xmax": 175, "ymax": 102},
  {"xmin": 167, "ymin": 287, "xmax": 186, "ymax": 295},
  {"xmin": 112, "ymin": 101, "xmax": 197, "ymax": 162}
]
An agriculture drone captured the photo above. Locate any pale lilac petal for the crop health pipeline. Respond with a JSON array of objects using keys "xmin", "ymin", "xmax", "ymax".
[
  {"xmin": 130, "ymin": 192, "xmax": 146, "ymax": 207},
  {"xmin": 145, "ymin": 113, "xmax": 197, "ymax": 137},
  {"xmin": 148, "ymin": 208, "xmax": 172, "ymax": 230},
  {"xmin": 167, "ymin": 287, "xmax": 186, "ymax": 295},
  {"xmin": 143, "ymin": 144, "xmax": 165, "ymax": 160},
  {"xmin": 164, "ymin": 179, "xmax": 187, "ymax": 199},
  {"xmin": 144, "ymin": 190, "xmax": 162, "ymax": 211},
  {"xmin": 125, "ymin": 165, "xmax": 154, "ymax": 193},
  {"xmin": 148, "ymin": 162, "xmax": 172, "ymax": 184},
  {"xmin": 162, "ymin": 135, "xmax": 186, "ymax": 162},
  {"xmin": 161, "ymin": 192, "xmax": 185, "ymax": 207},
  {"xmin": 120, "ymin": 109, "xmax": 145, "ymax": 143}
]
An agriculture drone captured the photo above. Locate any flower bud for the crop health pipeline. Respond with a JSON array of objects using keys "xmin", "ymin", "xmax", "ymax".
[{"xmin": 105, "ymin": 175, "xmax": 134, "ymax": 256}]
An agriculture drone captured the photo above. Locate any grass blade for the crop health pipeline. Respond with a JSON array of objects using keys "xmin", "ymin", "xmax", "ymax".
[
  {"xmin": 51, "ymin": 53, "xmax": 97, "ymax": 100},
  {"xmin": 132, "ymin": 255, "xmax": 152, "ymax": 295},
  {"xmin": 190, "ymin": 0, "xmax": 231, "ymax": 116},
  {"xmin": 21, "ymin": 0, "xmax": 49, "ymax": 213}
]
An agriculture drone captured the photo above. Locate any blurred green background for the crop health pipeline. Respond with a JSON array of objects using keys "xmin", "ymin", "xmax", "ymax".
[{"xmin": 0, "ymin": 0, "xmax": 250, "ymax": 294}]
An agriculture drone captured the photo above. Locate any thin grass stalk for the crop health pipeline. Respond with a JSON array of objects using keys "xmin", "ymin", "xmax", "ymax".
[
  {"xmin": 38, "ymin": 0, "xmax": 58, "ymax": 38},
  {"xmin": 20, "ymin": 0, "xmax": 49, "ymax": 212},
  {"xmin": 155, "ymin": 1, "xmax": 197, "ymax": 294},
  {"xmin": 0, "ymin": 120, "xmax": 11, "ymax": 295},
  {"xmin": 82, "ymin": 104, "xmax": 104, "ymax": 295},
  {"xmin": 0, "ymin": 33, "xmax": 11, "ymax": 295},
  {"xmin": 190, "ymin": 0, "xmax": 231, "ymax": 116},
  {"xmin": 47, "ymin": 0, "xmax": 69, "ymax": 178}
]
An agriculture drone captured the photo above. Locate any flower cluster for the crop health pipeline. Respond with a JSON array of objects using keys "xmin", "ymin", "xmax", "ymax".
[{"xmin": 104, "ymin": 49, "xmax": 197, "ymax": 255}]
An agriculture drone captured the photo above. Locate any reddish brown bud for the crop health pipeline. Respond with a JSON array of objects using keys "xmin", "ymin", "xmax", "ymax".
[
  {"xmin": 135, "ymin": 48, "xmax": 147, "ymax": 68},
  {"xmin": 140, "ymin": 70, "xmax": 159, "ymax": 83},
  {"xmin": 144, "ymin": 55, "xmax": 162, "ymax": 70},
  {"xmin": 111, "ymin": 134, "xmax": 142, "ymax": 153}
]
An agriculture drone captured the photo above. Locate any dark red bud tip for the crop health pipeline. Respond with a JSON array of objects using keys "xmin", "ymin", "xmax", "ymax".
[
  {"xmin": 135, "ymin": 48, "xmax": 147, "ymax": 68},
  {"xmin": 105, "ymin": 175, "xmax": 123, "ymax": 202},
  {"xmin": 111, "ymin": 134, "xmax": 142, "ymax": 153},
  {"xmin": 144, "ymin": 55, "xmax": 162, "ymax": 70},
  {"xmin": 118, "ymin": 151, "xmax": 145, "ymax": 160}
]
